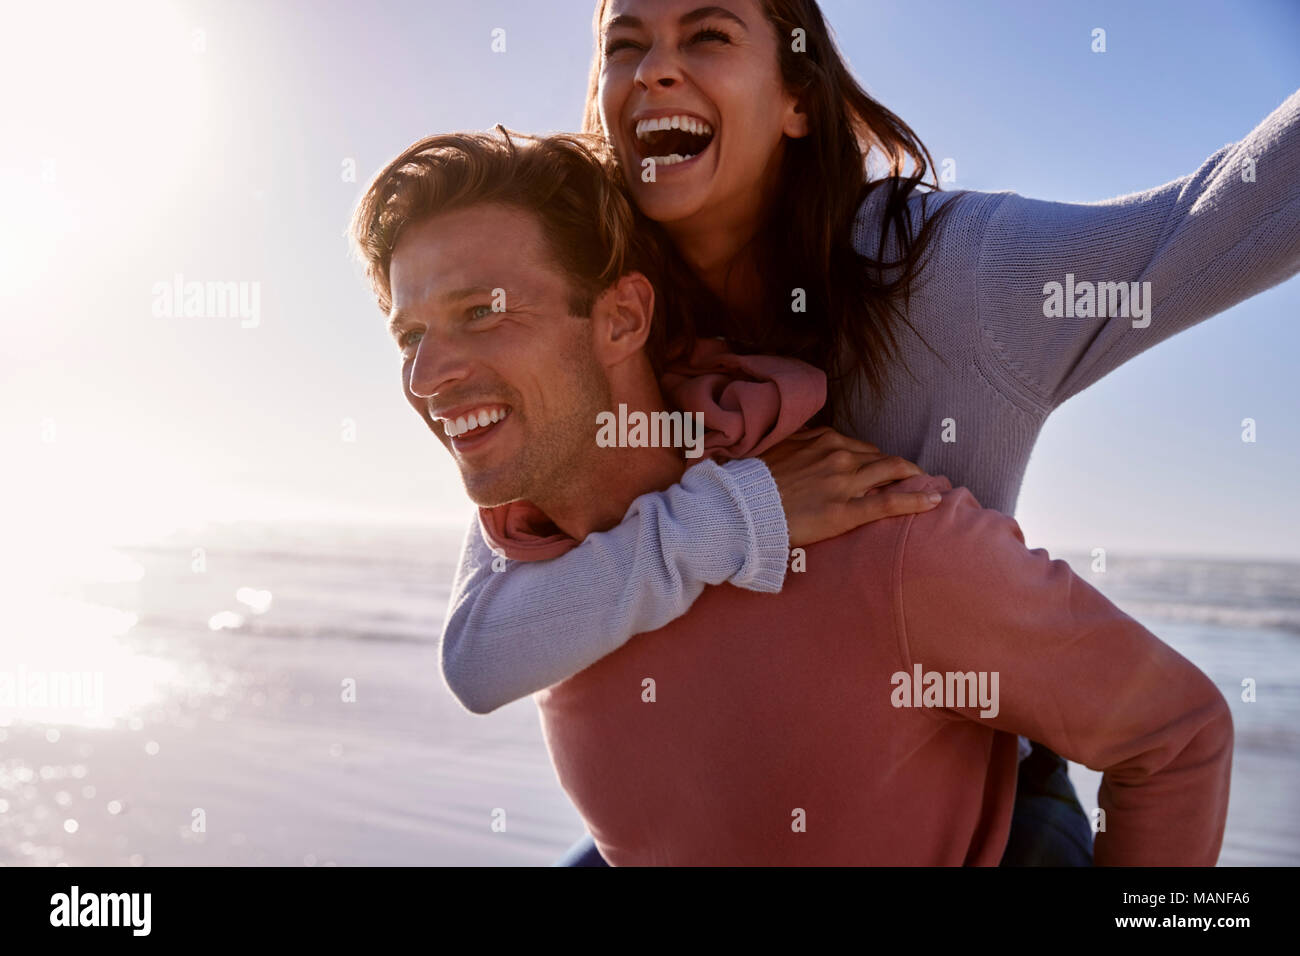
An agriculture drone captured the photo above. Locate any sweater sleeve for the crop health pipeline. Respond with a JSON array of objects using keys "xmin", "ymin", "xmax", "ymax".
[
  {"xmin": 975, "ymin": 87, "xmax": 1300, "ymax": 407},
  {"xmin": 440, "ymin": 456, "xmax": 790, "ymax": 714},
  {"xmin": 896, "ymin": 483, "xmax": 1233, "ymax": 866}
]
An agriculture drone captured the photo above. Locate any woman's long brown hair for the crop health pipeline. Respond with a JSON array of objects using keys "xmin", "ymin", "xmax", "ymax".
[{"xmin": 583, "ymin": 0, "xmax": 962, "ymax": 426}]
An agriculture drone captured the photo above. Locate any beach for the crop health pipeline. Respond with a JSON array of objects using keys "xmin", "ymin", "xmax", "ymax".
[{"xmin": 2, "ymin": 519, "xmax": 1296, "ymax": 866}]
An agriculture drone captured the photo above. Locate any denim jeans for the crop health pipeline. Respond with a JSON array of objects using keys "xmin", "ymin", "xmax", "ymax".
[
  {"xmin": 998, "ymin": 743, "xmax": 1095, "ymax": 866},
  {"xmin": 552, "ymin": 742, "xmax": 1094, "ymax": 866}
]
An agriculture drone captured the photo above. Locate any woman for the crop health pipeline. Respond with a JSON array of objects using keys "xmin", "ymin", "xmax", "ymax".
[{"xmin": 440, "ymin": 0, "xmax": 1300, "ymax": 865}]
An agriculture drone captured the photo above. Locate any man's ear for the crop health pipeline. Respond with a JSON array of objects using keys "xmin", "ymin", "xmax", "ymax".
[{"xmin": 592, "ymin": 272, "xmax": 656, "ymax": 366}]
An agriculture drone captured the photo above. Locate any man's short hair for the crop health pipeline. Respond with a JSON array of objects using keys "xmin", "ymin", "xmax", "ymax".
[{"xmin": 349, "ymin": 127, "xmax": 666, "ymax": 369}]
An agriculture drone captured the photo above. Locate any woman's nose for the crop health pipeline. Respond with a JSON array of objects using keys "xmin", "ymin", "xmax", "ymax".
[{"xmin": 634, "ymin": 42, "xmax": 683, "ymax": 90}]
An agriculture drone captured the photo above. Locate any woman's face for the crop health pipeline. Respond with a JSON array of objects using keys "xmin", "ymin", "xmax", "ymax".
[{"xmin": 598, "ymin": 0, "xmax": 807, "ymax": 231}]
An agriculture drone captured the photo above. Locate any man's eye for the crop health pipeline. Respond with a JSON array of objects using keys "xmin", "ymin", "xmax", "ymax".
[
  {"xmin": 398, "ymin": 329, "xmax": 422, "ymax": 349},
  {"xmin": 469, "ymin": 304, "xmax": 494, "ymax": 320}
]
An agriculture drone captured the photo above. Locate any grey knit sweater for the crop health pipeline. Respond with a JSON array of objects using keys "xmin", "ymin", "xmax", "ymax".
[{"xmin": 441, "ymin": 88, "xmax": 1300, "ymax": 714}]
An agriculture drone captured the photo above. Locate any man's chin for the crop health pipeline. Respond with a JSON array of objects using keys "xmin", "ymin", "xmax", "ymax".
[{"xmin": 461, "ymin": 473, "xmax": 527, "ymax": 510}]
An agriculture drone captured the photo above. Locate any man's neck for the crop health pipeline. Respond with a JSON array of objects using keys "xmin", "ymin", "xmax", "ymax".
[
  {"xmin": 537, "ymin": 441, "xmax": 688, "ymax": 543},
  {"xmin": 530, "ymin": 382, "xmax": 690, "ymax": 543}
]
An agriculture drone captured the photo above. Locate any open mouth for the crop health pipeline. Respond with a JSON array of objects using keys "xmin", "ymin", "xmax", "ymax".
[
  {"xmin": 437, "ymin": 405, "xmax": 512, "ymax": 452},
  {"xmin": 633, "ymin": 114, "xmax": 716, "ymax": 167}
]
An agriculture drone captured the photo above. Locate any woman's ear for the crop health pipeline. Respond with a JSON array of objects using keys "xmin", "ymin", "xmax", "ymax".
[
  {"xmin": 592, "ymin": 271, "xmax": 656, "ymax": 365},
  {"xmin": 784, "ymin": 97, "xmax": 810, "ymax": 139}
]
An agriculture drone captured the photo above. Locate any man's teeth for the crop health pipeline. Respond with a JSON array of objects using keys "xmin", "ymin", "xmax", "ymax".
[
  {"xmin": 635, "ymin": 115, "xmax": 713, "ymax": 139},
  {"xmin": 442, "ymin": 406, "xmax": 510, "ymax": 438}
]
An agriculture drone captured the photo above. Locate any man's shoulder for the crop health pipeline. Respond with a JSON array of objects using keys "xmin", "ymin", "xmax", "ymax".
[
  {"xmin": 884, "ymin": 474, "xmax": 1033, "ymax": 597},
  {"xmin": 813, "ymin": 473, "xmax": 1023, "ymax": 575},
  {"xmin": 799, "ymin": 473, "xmax": 977, "ymax": 566}
]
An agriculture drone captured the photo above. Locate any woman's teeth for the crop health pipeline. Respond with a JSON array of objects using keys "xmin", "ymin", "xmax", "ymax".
[
  {"xmin": 635, "ymin": 115, "xmax": 714, "ymax": 138},
  {"xmin": 443, "ymin": 406, "xmax": 510, "ymax": 438},
  {"xmin": 634, "ymin": 115, "xmax": 715, "ymax": 166}
]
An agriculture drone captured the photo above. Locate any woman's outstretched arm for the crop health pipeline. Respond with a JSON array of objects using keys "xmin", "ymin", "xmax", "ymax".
[{"xmin": 975, "ymin": 87, "xmax": 1300, "ymax": 407}]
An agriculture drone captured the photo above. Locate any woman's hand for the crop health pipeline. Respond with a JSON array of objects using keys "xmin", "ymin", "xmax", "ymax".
[{"xmin": 759, "ymin": 426, "xmax": 941, "ymax": 547}]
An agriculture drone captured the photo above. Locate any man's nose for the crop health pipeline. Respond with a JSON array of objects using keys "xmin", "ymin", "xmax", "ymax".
[
  {"xmin": 634, "ymin": 41, "xmax": 684, "ymax": 90},
  {"xmin": 407, "ymin": 333, "xmax": 469, "ymax": 400}
]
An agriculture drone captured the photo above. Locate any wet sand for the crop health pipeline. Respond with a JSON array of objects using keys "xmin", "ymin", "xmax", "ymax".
[{"xmin": 2, "ymin": 525, "xmax": 1295, "ymax": 866}]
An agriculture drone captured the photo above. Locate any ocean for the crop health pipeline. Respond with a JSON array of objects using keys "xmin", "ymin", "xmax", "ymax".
[{"xmin": 1, "ymin": 519, "xmax": 1296, "ymax": 865}]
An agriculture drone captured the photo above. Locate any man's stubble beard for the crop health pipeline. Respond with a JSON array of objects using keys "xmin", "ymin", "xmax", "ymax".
[{"xmin": 463, "ymin": 346, "xmax": 613, "ymax": 510}]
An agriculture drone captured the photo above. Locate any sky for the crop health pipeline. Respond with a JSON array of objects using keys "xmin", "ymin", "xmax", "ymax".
[{"xmin": 1, "ymin": 0, "xmax": 1297, "ymax": 558}]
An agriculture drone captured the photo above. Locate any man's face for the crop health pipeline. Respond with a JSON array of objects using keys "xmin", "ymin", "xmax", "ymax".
[{"xmin": 388, "ymin": 203, "xmax": 613, "ymax": 507}]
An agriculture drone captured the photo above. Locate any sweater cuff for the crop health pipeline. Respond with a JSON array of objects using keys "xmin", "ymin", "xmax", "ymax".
[{"xmin": 718, "ymin": 457, "xmax": 790, "ymax": 593}]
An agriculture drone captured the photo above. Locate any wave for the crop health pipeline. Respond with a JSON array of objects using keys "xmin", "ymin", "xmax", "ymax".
[{"xmin": 1119, "ymin": 600, "xmax": 1300, "ymax": 635}]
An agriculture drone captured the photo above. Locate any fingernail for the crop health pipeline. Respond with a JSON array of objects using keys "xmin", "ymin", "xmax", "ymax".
[{"xmin": 928, "ymin": 493, "xmax": 942, "ymax": 503}]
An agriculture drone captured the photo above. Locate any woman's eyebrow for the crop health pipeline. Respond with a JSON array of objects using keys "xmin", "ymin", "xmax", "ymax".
[
  {"xmin": 605, "ymin": 6, "xmax": 749, "ymax": 34},
  {"xmin": 605, "ymin": 13, "xmax": 643, "ymax": 31},
  {"xmin": 680, "ymin": 6, "xmax": 748, "ymax": 30}
]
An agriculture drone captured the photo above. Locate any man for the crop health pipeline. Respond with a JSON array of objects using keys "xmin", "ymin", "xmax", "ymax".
[{"xmin": 349, "ymin": 130, "xmax": 1233, "ymax": 865}]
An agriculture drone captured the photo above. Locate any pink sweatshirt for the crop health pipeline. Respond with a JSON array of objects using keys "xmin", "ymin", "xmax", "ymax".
[{"xmin": 480, "ymin": 343, "xmax": 1234, "ymax": 866}]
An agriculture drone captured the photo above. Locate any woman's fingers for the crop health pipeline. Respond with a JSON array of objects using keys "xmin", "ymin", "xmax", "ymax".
[
  {"xmin": 844, "ymin": 489, "xmax": 945, "ymax": 524},
  {"xmin": 852, "ymin": 454, "xmax": 923, "ymax": 495},
  {"xmin": 759, "ymin": 430, "xmax": 938, "ymax": 547}
]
